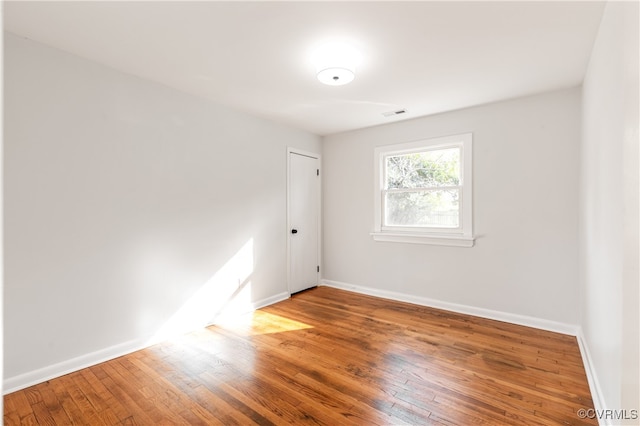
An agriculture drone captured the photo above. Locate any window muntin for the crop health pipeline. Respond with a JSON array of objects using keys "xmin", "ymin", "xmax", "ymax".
[{"xmin": 373, "ymin": 133, "xmax": 473, "ymax": 246}]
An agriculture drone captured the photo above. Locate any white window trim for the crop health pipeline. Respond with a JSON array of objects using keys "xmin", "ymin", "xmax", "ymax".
[{"xmin": 371, "ymin": 133, "xmax": 474, "ymax": 247}]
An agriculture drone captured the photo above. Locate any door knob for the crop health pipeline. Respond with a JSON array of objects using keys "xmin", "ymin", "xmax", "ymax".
[{"xmin": 291, "ymin": 229, "xmax": 298, "ymax": 234}]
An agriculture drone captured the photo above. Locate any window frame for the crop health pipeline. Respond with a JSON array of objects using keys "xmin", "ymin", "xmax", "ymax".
[{"xmin": 371, "ymin": 133, "xmax": 474, "ymax": 247}]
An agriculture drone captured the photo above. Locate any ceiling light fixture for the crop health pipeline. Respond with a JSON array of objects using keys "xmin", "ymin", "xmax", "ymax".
[
  {"xmin": 317, "ymin": 67, "xmax": 355, "ymax": 86},
  {"xmin": 312, "ymin": 41, "xmax": 361, "ymax": 86}
]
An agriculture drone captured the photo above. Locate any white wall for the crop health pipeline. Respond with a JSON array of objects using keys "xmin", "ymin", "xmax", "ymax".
[
  {"xmin": 580, "ymin": 1, "xmax": 639, "ymax": 420},
  {"xmin": 323, "ymin": 88, "xmax": 581, "ymax": 326},
  {"xmin": 1, "ymin": 21, "xmax": 5, "ymax": 405},
  {"xmin": 3, "ymin": 33, "xmax": 320, "ymax": 390}
]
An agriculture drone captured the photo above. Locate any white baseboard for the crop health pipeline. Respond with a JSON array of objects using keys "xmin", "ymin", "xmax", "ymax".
[
  {"xmin": 3, "ymin": 291, "xmax": 291, "ymax": 394},
  {"xmin": 3, "ymin": 337, "xmax": 151, "ymax": 395},
  {"xmin": 251, "ymin": 291, "xmax": 290, "ymax": 311},
  {"xmin": 211, "ymin": 291, "xmax": 290, "ymax": 324},
  {"xmin": 576, "ymin": 327, "xmax": 608, "ymax": 426},
  {"xmin": 320, "ymin": 279, "xmax": 579, "ymax": 336}
]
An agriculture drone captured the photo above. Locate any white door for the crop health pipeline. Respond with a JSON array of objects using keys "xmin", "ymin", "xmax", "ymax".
[{"xmin": 288, "ymin": 150, "xmax": 320, "ymax": 294}]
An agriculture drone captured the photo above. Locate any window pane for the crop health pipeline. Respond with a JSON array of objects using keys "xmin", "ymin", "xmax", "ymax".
[
  {"xmin": 385, "ymin": 189, "xmax": 459, "ymax": 228},
  {"xmin": 386, "ymin": 148, "xmax": 460, "ymax": 189}
]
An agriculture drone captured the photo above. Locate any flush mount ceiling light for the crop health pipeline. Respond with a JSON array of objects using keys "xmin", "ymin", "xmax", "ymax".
[
  {"xmin": 312, "ymin": 41, "xmax": 361, "ymax": 86},
  {"xmin": 317, "ymin": 67, "xmax": 355, "ymax": 86}
]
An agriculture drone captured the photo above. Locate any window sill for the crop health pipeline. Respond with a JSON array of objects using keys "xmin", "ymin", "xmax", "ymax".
[{"xmin": 370, "ymin": 232, "xmax": 475, "ymax": 247}]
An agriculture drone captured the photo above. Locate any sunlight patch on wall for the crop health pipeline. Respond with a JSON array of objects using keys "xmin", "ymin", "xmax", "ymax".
[{"xmin": 148, "ymin": 238, "xmax": 255, "ymax": 345}]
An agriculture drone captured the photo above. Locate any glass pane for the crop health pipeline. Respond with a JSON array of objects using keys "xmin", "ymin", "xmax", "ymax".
[
  {"xmin": 385, "ymin": 189, "xmax": 459, "ymax": 228},
  {"xmin": 386, "ymin": 147, "xmax": 460, "ymax": 189}
]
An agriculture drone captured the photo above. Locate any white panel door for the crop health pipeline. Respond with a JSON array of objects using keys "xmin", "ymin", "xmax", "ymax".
[{"xmin": 288, "ymin": 151, "xmax": 320, "ymax": 294}]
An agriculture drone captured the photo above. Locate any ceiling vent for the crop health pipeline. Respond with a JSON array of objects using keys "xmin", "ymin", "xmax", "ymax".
[{"xmin": 382, "ymin": 109, "xmax": 407, "ymax": 117}]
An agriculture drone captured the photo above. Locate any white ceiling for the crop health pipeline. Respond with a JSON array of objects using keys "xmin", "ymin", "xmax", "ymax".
[{"xmin": 4, "ymin": 1, "xmax": 605, "ymax": 136}]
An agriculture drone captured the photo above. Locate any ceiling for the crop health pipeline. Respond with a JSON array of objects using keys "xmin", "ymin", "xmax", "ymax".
[{"xmin": 4, "ymin": 1, "xmax": 605, "ymax": 136}]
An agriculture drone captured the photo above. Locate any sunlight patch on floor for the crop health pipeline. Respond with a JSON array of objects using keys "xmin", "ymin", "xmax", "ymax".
[{"xmin": 217, "ymin": 310, "xmax": 314, "ymax": 336}]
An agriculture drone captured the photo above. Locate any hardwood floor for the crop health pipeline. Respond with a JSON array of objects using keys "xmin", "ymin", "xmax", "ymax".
[{"xmin": 4, "ymin": 287, "xmax": 596, "ymax": 425}]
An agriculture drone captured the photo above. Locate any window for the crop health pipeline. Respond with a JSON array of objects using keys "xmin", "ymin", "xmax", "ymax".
[{"xmin": 372, "ymin": 133, "xmax": 474, "ymax": 247}]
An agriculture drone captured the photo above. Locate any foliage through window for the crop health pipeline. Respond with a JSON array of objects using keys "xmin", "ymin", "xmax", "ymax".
[
  {"xmin": 385, "ymin": 147, "xmax": 461, "ymax": 228},
  {"xmin": 373, "ymin": 133, "xmax": 473, "ymax": 246}
]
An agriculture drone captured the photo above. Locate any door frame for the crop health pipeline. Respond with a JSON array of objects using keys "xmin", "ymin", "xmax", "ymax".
[{"xmin": 286, "ymin": 147, "xmax": 322, "ymax": 295}]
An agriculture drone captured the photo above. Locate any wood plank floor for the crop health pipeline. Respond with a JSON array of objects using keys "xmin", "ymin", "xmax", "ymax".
[{"xmin": 4, "ymin": 287, "xmax": 596, "ymax": 425}]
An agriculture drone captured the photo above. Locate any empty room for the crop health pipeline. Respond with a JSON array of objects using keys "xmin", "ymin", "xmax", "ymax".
[{"xmin": 2, "ymin": 1, "xmax": 638, "ymax": 425}]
